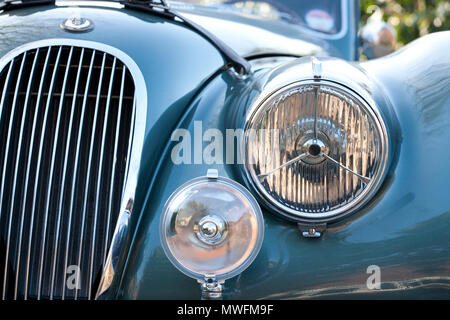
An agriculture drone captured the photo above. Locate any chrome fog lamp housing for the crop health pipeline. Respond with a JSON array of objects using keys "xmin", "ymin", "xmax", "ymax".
[
  {"xmin": 159, "ymin": 170, "xmax": 264, "ymax": 299},
  {"xmin": 243, "ymin": 58, "xmax": 390, "ymax": 223}
]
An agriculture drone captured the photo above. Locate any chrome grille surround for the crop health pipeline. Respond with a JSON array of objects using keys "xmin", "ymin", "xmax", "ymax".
[{"xmin": 0, "ymin": 39, "xmax": 147, "ymax": 300}]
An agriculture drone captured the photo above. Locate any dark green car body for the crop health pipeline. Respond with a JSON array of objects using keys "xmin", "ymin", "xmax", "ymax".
[{"xmin": 0, "ymin": 0, "xmax": 449, "ymax": 299}]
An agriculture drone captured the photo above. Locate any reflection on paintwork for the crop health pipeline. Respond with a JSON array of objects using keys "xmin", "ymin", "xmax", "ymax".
[{"xmin": 118, "ymin": 32, "xmax": 450, "ymax": 299}]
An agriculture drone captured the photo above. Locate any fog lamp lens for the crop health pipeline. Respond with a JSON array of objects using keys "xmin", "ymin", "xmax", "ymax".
[{"xmin": 159, "ymin": 171, "xmax": 264, "ymax": 284}]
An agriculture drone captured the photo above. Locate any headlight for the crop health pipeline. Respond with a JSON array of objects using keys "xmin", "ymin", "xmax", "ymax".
[
  {"xmin": 160, "ymin": 170, "xmax": 264, "ymax": 298},
  {"xmin": 243, "ymin": 62, "xmax": 389, "ymax": 222}
]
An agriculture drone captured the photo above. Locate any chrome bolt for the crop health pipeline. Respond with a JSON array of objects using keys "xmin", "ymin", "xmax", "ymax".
[
  {"xmin": 72, "ymin": 17, "xmax": 83, "ymax": 25},
  {"xmin": 195, "ymin": 215, "xmax": 227, "ymax": 245},
  {"xmin": 200, "ymin": 221, "xmax": 218, "ymax": 238}
]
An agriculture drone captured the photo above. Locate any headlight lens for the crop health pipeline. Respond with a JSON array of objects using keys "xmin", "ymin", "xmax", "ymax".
[
  {"xmin": 244, "ymin": 80, "xmax": 388, "ymax": 221},
  {"xmin": 160, "ymin": 173, "xmax": 264, "ymax": 282}
]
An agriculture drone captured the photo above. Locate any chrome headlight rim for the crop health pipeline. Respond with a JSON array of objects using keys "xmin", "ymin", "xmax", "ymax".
[{"xmin": 242, "ymin": 78, "xmax": 390, "ymax": 223}]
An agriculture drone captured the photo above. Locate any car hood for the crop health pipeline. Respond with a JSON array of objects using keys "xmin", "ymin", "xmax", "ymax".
[
  {"xmin": 173, "ymin": 3, "xmax": 325, "ymax": 58},
  {"xmin": 0, "ymin": 1, "xmax": 326, "ymax": 198},
  {"xmin": 0, "ymin": 1, "xmax": 227, "ymax": 130},
  {"xmin": 0, "ymin": 1, "xmax": 230, "ymax": 203}
]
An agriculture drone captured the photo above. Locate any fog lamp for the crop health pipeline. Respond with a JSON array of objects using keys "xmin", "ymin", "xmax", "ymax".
[{"xmin": 159, "ymin": 169, "xmax": 264, "ymax": 299}]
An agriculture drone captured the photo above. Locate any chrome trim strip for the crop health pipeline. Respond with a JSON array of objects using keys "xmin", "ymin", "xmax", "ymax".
[
  {"xmin": 95, "ymin": 86, "xmax": 137, "ymax": 300},
  {"xmin": 75, "ymin": 52, "xmax": 106, "ymax": 300},
  {"xmin": 0, "ymin": 39, "xmax": 147, "ymax": 300},
  {"xmin": 23, "ymin": 48, "xmax": 52, "ymax": 300},
  {"xmin": 102, "ymin": 63, "xmax": 124, "ymax": 266},
  {"xmin": 38, "ymin": 46, "xmax": 71, "ymax": 299},
  {"xmin": 88, "ymin": 57, "xmax": 117, "ymax": 299},
  {"xmin": 263, "ymin": 276, "xmax": 450, "ymax": 299},
  {"xmin": 13, "ymin": 49, "xmax": 40, "ymax": 300},
  {"xmin": 62, "ymin": 49, "xmax": 96, "ymax": 300},
  {"xmin": 0, "ymin": 59, "xmax": 12, "ymax": 119},
  {"xmin": 96, "ymin": 52, "xmax": 145, "ymax": 299},
  {"xmin": 2, "ymin": 54, "xmax": 26, "ymax": 300},
  {"xmin": 0, "ymin": 64, "xmax": 13, "ymax": 263},
  {"xmin": 0, "ymin": 57, "xmax": 11, "ymax": 296},
  {"xmin": 123, "ymin": 95, "xmax": 136, "ymax": 201},
  {"xmin": 52, "ymin": 47, "xmax": 84, "ymax": 299},
  {"xmin": 48, "ymin": 47, "xmax": 75, "ymax": 300},
  {"xmin": 34, "ymin": 46, "xmax": 63, "ymax": 300}
]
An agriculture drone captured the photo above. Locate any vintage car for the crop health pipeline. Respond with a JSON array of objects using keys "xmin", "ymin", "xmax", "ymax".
[{"xmin": 0, "ymin": 0, "xmax": 449, "ymax": 300}]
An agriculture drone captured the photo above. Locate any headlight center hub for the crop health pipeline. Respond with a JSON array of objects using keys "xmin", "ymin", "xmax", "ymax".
[
  {"xmin": 195, "ymin": 215, "xmax": 227, "ymax": 245},
  {"xmin": 295, "ymin": 131, "xmax": 330, "ymax": 165}
]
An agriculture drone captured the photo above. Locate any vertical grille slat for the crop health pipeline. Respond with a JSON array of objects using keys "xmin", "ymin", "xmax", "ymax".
[
  {"xmin": 52, "ymin": 48, "xmax": 85, "ymax": 300},
  {"xmin": 89, "ymin": 57, "xmax": 117, "ymax": 299},
  {"xmin": 2, "ymin": 54, "xmax": 27, "ymax": 300},
  {"xmin": 0, "ymin": 62, "xmax": 13, "ymax": 271},
  {"xmin": 13, "ymin": 49, "xmax": 40, "ymax": 300},
  {"xmin": 123, "ymin": 93, "xmax": 136, "ymax": 200},
  {"xmin": 102, "ymin": 64, "xmax": 125, "ymax": 266},
  {"xmin": 47, "ymin": 47, "xmax": 74, "ymax": 300},
  {"xmin": 35, "ymin": 46, "xmax": 63, "ymax": 300},
  {"xmin": 23, "ymin": 47, "xmax": 52, "ymax": 300},
  {"xmin": 0, "ymin": 60, "xmax": 11, "ymax": 298},
  {"xmin": 74, "ymin": 52, "xmax": 106, "ymax": 301},
  {"xmin": 0, "ymin": 44, "xmax": 138, "ymax": 300},
  {"xmin": 61, "ymin": 49, "xmax": 96, "ymax": 300}
]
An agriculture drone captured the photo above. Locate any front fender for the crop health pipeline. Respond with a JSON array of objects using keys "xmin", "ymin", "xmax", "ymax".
[{"xmin": 116, "ymin": 32, "xmax": 450, "ymax": 299}]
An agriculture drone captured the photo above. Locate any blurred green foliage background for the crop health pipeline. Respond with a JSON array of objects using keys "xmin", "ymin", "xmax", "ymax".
[{"xmin": 360, "ymin": 0, "xmax": 449, "ymax": 47}]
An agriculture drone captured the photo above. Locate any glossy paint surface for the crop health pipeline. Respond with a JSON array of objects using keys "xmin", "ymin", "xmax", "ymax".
[
  {"xmin": 1, "ymin": 1, "xmax": 449, "ymax": 299},
  {"xmin": 116, "ymin": 32, "xmax": 450, "ymax": 299},
  {"xmin": 0, "ymin": 1, "xmax": 227, "ymax": 298},
  {"xmin": 175, "ymin": 0, "xmax": 360, "ymax": 60},
  {"xmin": 0, "ymin": 2, "xmax": 227, "ymax": 200}
]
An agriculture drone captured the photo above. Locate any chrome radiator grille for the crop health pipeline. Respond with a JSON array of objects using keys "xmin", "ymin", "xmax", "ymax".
[{"xmin": 0, "ymin": 45, "xmax": 136, "ymax": 300}]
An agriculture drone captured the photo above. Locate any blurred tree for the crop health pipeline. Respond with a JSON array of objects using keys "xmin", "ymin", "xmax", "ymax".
[{"xmin": 360, "ymin": 0, "xmax": 450, "ymax": 47}]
